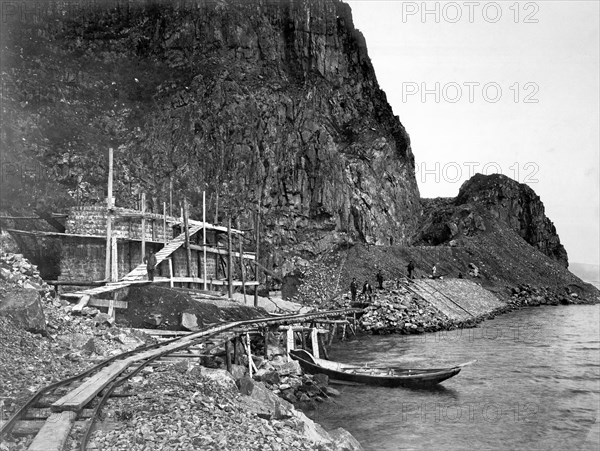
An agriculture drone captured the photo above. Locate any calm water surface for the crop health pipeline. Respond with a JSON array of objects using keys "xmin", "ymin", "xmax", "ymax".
[{"xmin": 307, "ymin": 305, "xmax": 600, "ymax": 450}]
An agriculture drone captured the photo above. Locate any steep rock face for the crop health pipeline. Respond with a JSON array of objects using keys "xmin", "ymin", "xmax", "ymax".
[
  {"xmin": 1, "ymin": 0, "xmax": 421, "ymax": 255},
  {"xmin": 417, "ymin": 174, "xmax": 568, "ymax": 267}
]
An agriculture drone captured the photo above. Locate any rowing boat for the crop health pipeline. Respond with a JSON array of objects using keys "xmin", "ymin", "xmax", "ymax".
[{"xmin": 288, "ymin": 349, "xmax": 475, "ymax": 387}]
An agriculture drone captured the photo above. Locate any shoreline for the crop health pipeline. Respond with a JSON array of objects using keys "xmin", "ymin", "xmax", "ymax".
[{"xmin": 1, "ymin": 252, "xmax": 598, "ymax": 450}]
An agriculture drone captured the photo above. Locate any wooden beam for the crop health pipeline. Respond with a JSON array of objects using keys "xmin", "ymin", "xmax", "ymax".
[
  {"xmin": 45, "ymin": 280, "xmax": 105, "ymax": 287},
  {"xmin": 311, "ymin": 328, "xmax": 320, "ymax": 358},
  {"xmin": 246, "ymin": 333, "xmax": 257, "ymax": 377},
  {"xmin": 227, "ymin": 218, "xmax": 233, "ymax": 299},
  {"xmin": 187, "ymin": 243, "xmax": 255, "ymax": 260},
  {"xmin": 168, "ymin": 277, "xmax": 258, "ymax": 286},
  {"xmin": 105, "ymin": 147, "xmax": 113, "ymax": 281},
  {"xmin": 254, "ymin": 200, "xmax": 260, "ymax": 308},
  {"xmin": 237, "ymin": 218, "xmax": 247, "ymax": 304},
  {"xmin": 202, "ymin": 191, "xmax": 207, "ymax": 290},
  {"xmin": 183, "ymin": 198, "xmax": 192, "ymax": 280},
  {"xmin": 169, "ymin": 177, "xmax": 173, "ymax": 217},
  {"xmin": 163, "ymin": 202, "xmax": 167, "ymax": 243},
  {"xmin": 141, "ymin": 193, "xmax": 146, "ymax": 263},
  {"xmin": 27, "ymin": 411, "xmax": 77, "ymax": 451},
  {"xmin": 168, "ymin": 258, "xmax": 174, "ymax": 288},
  {"xmin": 110, "ymin": 236, "xmax": 118, "ymax": 282},
  {"xmin": 88, "ymin": 298, "xmax": 128, "ymax": 309},
  {"xmin": 286, "ymin": 327, "xmax": 294, "ymax": 359}
]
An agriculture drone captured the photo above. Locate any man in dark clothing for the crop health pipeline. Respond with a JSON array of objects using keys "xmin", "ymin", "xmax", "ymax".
[
  {"xmin": 407, "ymin": 261, "xmax": 415, "ymax": 279},
  {"xmin": 144, "ymin": 250, "xmax": 157, "ymax": 281},
  {"xmin": 376, "ymin": 269, "xmax": 384, "ymax": 289},
  {"xmin": 362, "ymin": 280, "xmax": 373, "ymax": 302},
  {"xmin": 350, "ymin": 278, "xmax": 358, "ymax": 302}
]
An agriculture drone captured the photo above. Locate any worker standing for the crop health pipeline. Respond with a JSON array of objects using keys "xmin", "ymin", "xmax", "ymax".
[{"xmin": 144, "ymin": 249, "xmax": 157, "ymax": 281}]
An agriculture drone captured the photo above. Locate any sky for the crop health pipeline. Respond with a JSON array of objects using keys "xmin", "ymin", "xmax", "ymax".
[{"xmin": 346, "ymin": 0, "xmax": 600, "ymax": 266}]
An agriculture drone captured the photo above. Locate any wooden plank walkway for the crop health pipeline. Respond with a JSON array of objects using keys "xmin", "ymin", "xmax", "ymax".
[
  {"xmin": 122, "ymin": 224, "xmax": 204, "ymax": 281},
  {"xmin": 27, "ymin": 412, "xmax": 76, "ymax": 451}
]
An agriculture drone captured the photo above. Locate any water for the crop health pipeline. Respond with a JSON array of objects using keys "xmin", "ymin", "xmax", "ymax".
[{"xmin": 308, "ymin": 305, "xmax": 600, "ymax": 450}]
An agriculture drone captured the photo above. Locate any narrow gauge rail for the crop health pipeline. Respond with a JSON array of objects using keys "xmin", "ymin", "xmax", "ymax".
[{"xmin": 0, "ymin": 308, "xmax": 359, "ymax": 451}]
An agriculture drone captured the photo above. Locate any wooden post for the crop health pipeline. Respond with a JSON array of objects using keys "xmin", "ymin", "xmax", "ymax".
[
  {"xmin": 141, "ymin": 193, "xmax": 146, "ymax": 263},
  {"xmin": 227, "ymin": 218, "xmax": 233, "ymax": 299},
  {"xmin": 246, "ymin": 333, "xmax": 255, "ymax": 377},
  {"xmin": 183, "ymin": 198, "xmax": 192, "ymax": 279},
  {"xmin": 328, "ymin": 323, "xmax": 337, "ymax": 346},
  {"xmin": 151, "ymin": 199, "xmax": 156, "ymax": 242},
  {"xmin": 263, "ymin": 327, "xmax": 269, "ymax": 359},
  {"xmin": 108, "ymin": 292, "xmax": 116, "ymax": 318},
  {"xmin": 111, "ymin": 236, "xmax": 118, "ymax": 282},
  {"xmin": 233, "ymin": 337, "xmax": 239, "ymax": 365},
  {"xmin": 225, "ymin": 340, "xmax": 232, "ymax": 374},
  {"xmin": 168, "ymin": 258, "xmax": 174, "ymax": 288},
  {"xmin": 169, "ymin": 177, "xmax": 173, "ymax": 217},
  {"xmin": 105, "ymin": 147, "xmax": 113, "ymax": 281},
  {"xmin": 254, "ymin": 200, "xmax": 260, "ymax": 307},
  {"xmin": 237, "ymin": 218, "xmax": 247, "ymax": 304},
  {"xmin": 311, "ymin": 328, "xmax": 320, "ymax": 358},
  {"xmin": 202, "ymin": 192, "xmax": 207, "ymax": 290},
  {"xmin": 286, "ymin": 327, "xmax": 294, "ymax": 359},
  {"xmin": 163, "ymin": 202, "xmax": 167, "ymax": 243},
  {"xmin": 301, "ymin": 328, "xmax": 306, "ymax": 350},
  {"xmin": 318, "ymin": 334, "xmax": 329, "ymax": 360}
]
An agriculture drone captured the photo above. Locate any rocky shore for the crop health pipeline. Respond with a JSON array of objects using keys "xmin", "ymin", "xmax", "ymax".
[
  {"xmin": 339, "ymin": 281, "xmax": 596, "ymax": 336},
  {"xmin": 0, "ymin": 253, "xmax": 361, "ymax": 451},
  {"xmin": 1, "ymin": 251, "xmax": 598, "ymax": 451}
]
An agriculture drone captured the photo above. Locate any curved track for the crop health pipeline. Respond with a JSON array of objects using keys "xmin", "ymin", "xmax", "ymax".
[{"xmin": 0, "ymin": 308, "xmax": 359, "ymax": 451}]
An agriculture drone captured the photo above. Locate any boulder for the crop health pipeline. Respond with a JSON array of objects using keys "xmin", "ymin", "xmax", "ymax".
[
  {"xmin": 328, "ymin": 428, "xmax": 364, "ymax": 451},
  {"xmin": 272, "ymin": 359, "xmax": 302, "ymax": 376},
  {"xmin": 224, "ymin": 364, "xmax": 243, "ymax": 381},
  {"xmin": 246, "ymin": 381, "xmax": 294, "ymax": 420},
  {"xmin": 181, "ymin": 312, "xmax": 199, "ymax": 331},
  {"xmin": 0, "ymin": 287, "xmax": 46, "ymax": 334},
  {"xmin": 94, "ymin": 313, "xmax": 115, "ymax": 327},
  {"xmin": 238, "ymin": 375, "xmax": 254, "ymax": 395},
  {"xmin": 201, "ymin": 368, "xmax": 237, "ymax": 390},
  {"xmin": 260, "ymin": 371, "xmax": 281, "ymax": 386}
]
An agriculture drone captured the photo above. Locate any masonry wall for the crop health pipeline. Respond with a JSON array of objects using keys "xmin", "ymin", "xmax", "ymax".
[
  {"xmin": 59, "ymin": 237, "xmax": 106, "ymax": 281},
  {"xmin": 65, "ymin": 206, "xmax": 177, "ymax": 241},
  {"xmin": 59, "ymin": 207, "xmax": 251, "ymax": 284}
]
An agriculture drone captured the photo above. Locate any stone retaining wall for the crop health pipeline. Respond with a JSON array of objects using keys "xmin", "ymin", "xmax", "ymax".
[{"xmin": 65, "ymin": 206, "xmax": 177, "ymax": 241}]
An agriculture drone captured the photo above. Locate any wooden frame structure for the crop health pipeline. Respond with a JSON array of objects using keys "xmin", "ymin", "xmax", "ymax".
[{"xmin": 7, "ymin": 147, "xmax": 263, "ymax": 313}]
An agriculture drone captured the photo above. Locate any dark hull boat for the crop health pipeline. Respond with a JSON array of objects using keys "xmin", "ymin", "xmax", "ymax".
[{"xmin": 289, "ymin": 349, "xmax": 475, "ymax": 388}]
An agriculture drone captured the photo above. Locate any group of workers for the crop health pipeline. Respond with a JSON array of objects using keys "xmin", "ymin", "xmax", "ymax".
[{"xmin": 349, "ymin": 261, "xmax": 440, "ymax": 303}]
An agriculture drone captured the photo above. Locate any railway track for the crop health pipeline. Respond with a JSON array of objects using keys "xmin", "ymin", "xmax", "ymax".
[{"xmin": 0, "ymin": 308, "xmax": 359, "ymax": 451}]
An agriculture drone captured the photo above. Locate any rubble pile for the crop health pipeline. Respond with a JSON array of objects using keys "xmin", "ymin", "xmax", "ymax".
[
  {"xmin": 507, "ymin": 284, "xmax": 589, "ymax": 307},
  {"xmin": 83, "ymin": 363, "xmax": 360, "ymax": 451},
  {"xmin": 289, "ymin": 256, "xmax": 344, "ymax": 306},
  {"xmin": 0, "ymin": 253, "xmax": 53, "ymax": 297},
  {"xmin": 254, "ymin": 360, "xmax": 340, "ymax": 410},
  {"xmin": 357, "ymin": 287, "xmax": 465, "ymax": 335},
  {"xmin": 0, "ymin": 253, "xmax": 156, "ymax": 426}
]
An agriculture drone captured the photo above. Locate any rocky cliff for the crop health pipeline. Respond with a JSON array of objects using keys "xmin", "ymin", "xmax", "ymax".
[
  {"xmin": 417, "ymin": 174, "xmax": 568, "ymax": 267},
  {"xmin": 1, "ymin": 0, "xmax": 420, "ymax": 257}
]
